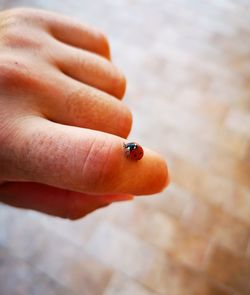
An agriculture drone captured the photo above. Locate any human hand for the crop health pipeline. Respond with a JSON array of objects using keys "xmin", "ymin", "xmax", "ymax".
[{"xmin": 0, "ymin": 8, "xmax": 169, "ymax": 219}]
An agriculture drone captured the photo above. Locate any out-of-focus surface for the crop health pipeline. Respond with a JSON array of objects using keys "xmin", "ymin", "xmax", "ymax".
[{"xmin": 1, "ymin": 0, "xmax": 250, "ymax": 294}]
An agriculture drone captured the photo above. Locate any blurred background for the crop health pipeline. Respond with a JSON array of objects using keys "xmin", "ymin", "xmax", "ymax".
[{"xmin": 0, "ymin": 0, "xmax": 250, "ymax": 294}]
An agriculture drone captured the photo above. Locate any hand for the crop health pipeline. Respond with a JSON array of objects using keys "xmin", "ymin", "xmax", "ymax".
[{"xmin": 0, "ymin": 8, "xmax": 169, "ymax": 219}]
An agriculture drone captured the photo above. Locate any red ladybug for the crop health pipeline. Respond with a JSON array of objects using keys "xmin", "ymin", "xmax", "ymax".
[{"xmin": 123, "ymin": 142, "xmax": 144, "ymax": 161}]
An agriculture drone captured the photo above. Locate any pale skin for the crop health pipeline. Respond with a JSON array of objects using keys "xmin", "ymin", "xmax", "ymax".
[{"xmin": 0, "ymin": 8, "xmax": 169, "ymax": 220}]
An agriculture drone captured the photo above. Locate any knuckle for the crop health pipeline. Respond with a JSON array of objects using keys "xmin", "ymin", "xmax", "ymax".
[
  {"xmin": 0, "ymin": 12, "xmax": 43, "ymax": 50},
  {"xmin": 0, "ymin": 59, "xmax": 31, "ymax": 90},
  {"xmin": 0, "ymin": 8, "xmax": 31, "ymax": 31},
  {"xmin": 4, "ymin": 7, "xmax": 40, "ymax": 23},
  {"xmin": 1, "ymin": 30, "xmax": 42, "ymax": 49},
  {"xmin": 0, "ymin": 12, "xmax": 19, "ymax": 41},
  {"xmin": 78, "ymin": 137, "xmax": 121, "ymax": 192},
  {"xmin": 0, "ymin": 8, "xmax": 45, "ymax": 50},
  {"xmin": 0, "ymin": 61, "xmax": 22, "ymax": 88}
]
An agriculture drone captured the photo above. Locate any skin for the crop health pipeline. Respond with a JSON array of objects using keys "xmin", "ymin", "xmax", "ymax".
[{"xmin": 0, "ymin": 8, "xmax": 169, "ymax": 220}]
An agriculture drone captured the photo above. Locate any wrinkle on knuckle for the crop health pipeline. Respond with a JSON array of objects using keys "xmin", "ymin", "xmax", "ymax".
[
  {"xmin": 79, "ymin": 137, "xmax": 118, "ymax": 192},
  {"xmin": 97, "ymin": 140, "xmax": 114, "ymax": 187}
]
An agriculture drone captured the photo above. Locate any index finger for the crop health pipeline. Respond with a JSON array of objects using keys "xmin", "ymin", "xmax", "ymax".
[{"xmin": 6, "ymin": 117, "xmax": 169, "ymax": 195}]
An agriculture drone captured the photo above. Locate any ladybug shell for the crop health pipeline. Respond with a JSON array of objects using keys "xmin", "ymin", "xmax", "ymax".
[{"xmin": 130, "ymin": 144, "xmax": 144, "ymax": 160}]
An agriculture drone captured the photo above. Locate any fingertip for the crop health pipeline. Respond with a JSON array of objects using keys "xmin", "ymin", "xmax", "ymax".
[
  {"xmin": 118, "ymin": 106, "xmax": 133, "ymax": 139},
  {"xmin": 144, "ymin": 150, "xmax": 170, "ymax": 194},
  {"xmin": 97, "ymin": 31, "xmax": 111, "ymax": 60},
  {"xmin": 157, "ymin": 159, "xmax": 170, "ymax": 192},
  {"xmin": 112, "ymin": 143, "xmax": 170, "ymax": 196}
]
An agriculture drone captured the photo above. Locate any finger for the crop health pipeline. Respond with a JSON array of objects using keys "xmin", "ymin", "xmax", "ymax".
[
  {"xmin": 0, "ymin": 182, "xmax": 134, "ymax": 220},
  {"xmin": 28, "ymin": 8, "xmax": 111, "ymax": 59},
  {"xmin": 54, "ymin": 41, "xmax": 126, "ymax": 99},
  {"xmin": 5, "ymin": 117, "xmax": 169, "ymax": 195},
  {"xmin": 42, "ymin": 74, "xmax": 132, "ymax": 138}
]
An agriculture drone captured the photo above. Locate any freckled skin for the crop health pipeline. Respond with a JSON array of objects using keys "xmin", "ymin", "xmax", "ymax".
[{"xmin": 124, "ymin": 142, "xmax": 144, "ymax": 161}]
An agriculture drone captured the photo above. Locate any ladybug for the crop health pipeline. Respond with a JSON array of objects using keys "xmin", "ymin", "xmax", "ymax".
[{"xmin": 123, "ymin": 142, "xmax": 144, "ymax": 161}]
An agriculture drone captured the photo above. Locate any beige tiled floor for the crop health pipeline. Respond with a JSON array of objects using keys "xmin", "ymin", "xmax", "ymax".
[{"xmin": 0, "ymin": 0, "xmax": 250, "ymax": 294}]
